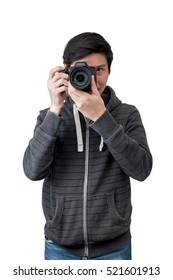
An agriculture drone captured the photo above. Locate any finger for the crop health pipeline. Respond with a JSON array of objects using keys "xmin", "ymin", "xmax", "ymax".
[
  {"xmin": 52, "ymin": 77, "xmax": 68, "ymax": 88},
  {"xmin": 91, "ymin": 76, "xmax": 99, "ymax": 95},
  {"xmin": 48, "ymin": 66, "xmax": 66, "ymax": 79},
  {"xmin": 59, "ymin": 85, "xmax": 68, "ymax": 95},
  {"xmin": 49, "ymin": 72, "xmax": 69, "ymax": 88}
]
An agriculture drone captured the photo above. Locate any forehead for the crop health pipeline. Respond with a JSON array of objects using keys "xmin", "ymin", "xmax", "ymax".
[{"xmin": 71, "ymin": 53, "xmax": 107, "ymax": 67}]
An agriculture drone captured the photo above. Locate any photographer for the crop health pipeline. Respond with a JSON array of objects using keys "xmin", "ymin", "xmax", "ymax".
[{"xmin": 23, "ymin": 32, "xmax": 152, "ymax": 260}]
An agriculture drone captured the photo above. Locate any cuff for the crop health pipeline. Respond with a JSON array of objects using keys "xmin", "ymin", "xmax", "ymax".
[{"xmin": 39, "ymin": 110, "xmax": 62, "ymax": 137}]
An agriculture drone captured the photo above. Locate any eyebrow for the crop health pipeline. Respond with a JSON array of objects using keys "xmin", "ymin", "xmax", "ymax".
[{"xmin": 95, "ymin": 64, "xmax": 107, "ymax": 68}]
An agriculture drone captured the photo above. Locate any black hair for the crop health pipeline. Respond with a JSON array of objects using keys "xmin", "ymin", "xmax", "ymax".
[{"xmin": 62, "ymin": 32, "xmax": 113, "ymax": 73}]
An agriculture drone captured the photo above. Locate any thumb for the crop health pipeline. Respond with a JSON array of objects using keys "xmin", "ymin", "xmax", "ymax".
[{"xmin": 91, "ymin": 75, "xmax": 99, "ymax": 95}]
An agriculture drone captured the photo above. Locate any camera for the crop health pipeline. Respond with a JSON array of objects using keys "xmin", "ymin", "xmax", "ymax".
[{"xmin": 60, "ymin": 62, "xmax": 96, "ymax": 92}]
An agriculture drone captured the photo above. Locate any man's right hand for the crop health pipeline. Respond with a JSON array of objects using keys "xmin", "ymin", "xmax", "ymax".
[{"xmin": 47, "ymin": 66, "xmax": 69, "ymax": 115}]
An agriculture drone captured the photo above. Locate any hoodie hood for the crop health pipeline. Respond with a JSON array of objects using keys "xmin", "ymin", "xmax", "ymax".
[{"xmin": 102, "ymin": 86, "xmax": 122, "ymax": 111}]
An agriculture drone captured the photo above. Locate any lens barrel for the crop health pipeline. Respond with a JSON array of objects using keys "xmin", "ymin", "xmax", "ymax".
[{"xmin": 70, "ymin": 67, "xmax": 91, "ymax": 91}]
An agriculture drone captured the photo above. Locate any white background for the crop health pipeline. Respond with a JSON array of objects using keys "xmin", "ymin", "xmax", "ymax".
[{"xmin": 0, "ymin": 0, "xmax": 172, "ymax": 278}]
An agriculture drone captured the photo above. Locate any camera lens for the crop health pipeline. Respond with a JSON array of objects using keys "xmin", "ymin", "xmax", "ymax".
[
  {"xmin": 75, "ymin": 73, "xmax": 86, "ymax": 84},
  {"xmin": 70, "ymin": 67, "xmax": 91, "ymax": 90}
]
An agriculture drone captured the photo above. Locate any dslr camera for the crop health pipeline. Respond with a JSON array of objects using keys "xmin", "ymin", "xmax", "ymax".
[{"xmin": 60, "ymin": 62, "xmax": 96, "ymax": 92}]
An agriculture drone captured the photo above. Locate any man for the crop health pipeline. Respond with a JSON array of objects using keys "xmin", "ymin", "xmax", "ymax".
[{"xmin": 23, "ymin": 32, "xmax": 152, "ymax": 260}]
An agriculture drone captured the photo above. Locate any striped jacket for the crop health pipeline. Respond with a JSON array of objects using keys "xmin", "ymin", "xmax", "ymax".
[{"xmin": 23, "ymin": 86, "xmax": 152, "ymax": 258}]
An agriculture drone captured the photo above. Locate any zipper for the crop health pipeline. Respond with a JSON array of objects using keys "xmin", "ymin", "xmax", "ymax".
[{"xmin": 83, "ymin": 119, "xmax": 90, "ymax": 257}]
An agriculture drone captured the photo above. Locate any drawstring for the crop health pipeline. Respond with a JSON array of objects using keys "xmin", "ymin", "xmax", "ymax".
[
  {"xmin": 99, "ymin": 137, "xmax": 104, "ymax": 151},
  {"xmin": 73, "ymin": 104, "xmax": 104, "ymax": 152},
  {"xmin": 73, "ymin": 104, "xmax": 83, "ymax": 152}
]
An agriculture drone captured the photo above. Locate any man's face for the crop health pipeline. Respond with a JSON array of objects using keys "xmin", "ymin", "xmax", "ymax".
[{"xmin": 70, "ymin": 53, "xmax": 109, "ymax": 95}]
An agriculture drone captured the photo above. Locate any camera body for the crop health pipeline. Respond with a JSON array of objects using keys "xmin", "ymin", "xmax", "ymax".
[{"xmin": 60, "ymin": 62, "xmax": 96, "ymax": 92}]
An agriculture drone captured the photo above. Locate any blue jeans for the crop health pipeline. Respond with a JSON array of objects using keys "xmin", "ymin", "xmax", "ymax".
[{"xmin": 45, "ymin": 239, "xmax": 132, "ymax": 260}]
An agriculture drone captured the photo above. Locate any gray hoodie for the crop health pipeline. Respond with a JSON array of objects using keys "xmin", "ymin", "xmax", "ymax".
[{"xmin": 23, "ymin": 86, "xmax": 152, "ymax": 258}]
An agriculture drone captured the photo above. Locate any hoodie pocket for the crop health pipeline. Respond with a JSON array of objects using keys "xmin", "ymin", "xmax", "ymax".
[
  {"xmin": 88, "ymin": 193, "xmax": 132, "ymax": 243},
  {"xmin": 107, "ymin": 194, "xmax": 132, "ymax": 226},
  {"xmin": 46, "ymin": 195, "xmax": 84, "ymax": 246}
]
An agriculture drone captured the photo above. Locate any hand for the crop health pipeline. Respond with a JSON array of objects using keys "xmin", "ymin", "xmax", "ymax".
[
  {"xmin": 47, "ymin": 66, "xmax": 69, "ymax": 115},
  {"xmin": 68, "ymin": 76, "xmax": 106, "ymax": 121}
]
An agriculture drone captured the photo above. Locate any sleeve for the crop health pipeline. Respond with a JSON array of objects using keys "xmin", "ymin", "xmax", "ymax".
[
  {"xmin": 90, "ymin": 106, "xmax": 153, "ymax": 181},
  {"xmin": 23, "ymin": 110, "xmax": 62, "ymax": 181}
]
